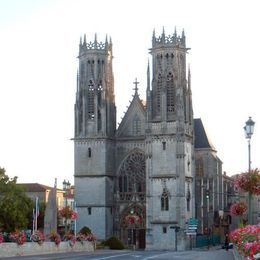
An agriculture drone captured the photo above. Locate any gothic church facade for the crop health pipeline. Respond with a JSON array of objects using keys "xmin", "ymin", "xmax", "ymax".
[{"xmin": 74, "ymin": 29, "xmax": 195, "ymax": 250}]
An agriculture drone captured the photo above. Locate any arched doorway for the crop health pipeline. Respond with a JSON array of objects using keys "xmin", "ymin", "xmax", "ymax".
[{"xmin": 116, "ymin": 150, "xmax": 146, "ymax": 249}]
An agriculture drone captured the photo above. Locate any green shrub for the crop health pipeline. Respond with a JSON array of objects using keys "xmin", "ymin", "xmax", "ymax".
[
  {"xmin": 79, "ymin": 226, "xmax": 92, "ymax": 236},
  {"xmin": 105, "ymin": 236, "xmax": 125, "ymax": 250}
]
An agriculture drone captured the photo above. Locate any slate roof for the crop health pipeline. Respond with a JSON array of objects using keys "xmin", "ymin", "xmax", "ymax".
[{"xmin": 194, "ymin": 118, "xmax": 216, "ymax": 150}]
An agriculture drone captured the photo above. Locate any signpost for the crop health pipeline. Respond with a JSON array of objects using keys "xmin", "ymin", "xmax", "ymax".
[{"xmin": 185, "ymin": 218, "xmax": 198, "ymax": 249}]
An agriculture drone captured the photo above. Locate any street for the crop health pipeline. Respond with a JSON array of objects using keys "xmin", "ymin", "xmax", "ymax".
[{"xmin": 2, "ymin": 247, "xmax": 234, "ymax": 260}]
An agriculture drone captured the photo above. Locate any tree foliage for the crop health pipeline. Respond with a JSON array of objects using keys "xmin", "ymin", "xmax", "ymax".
[{"xmin": 0, "ymin": 167, "xmax": 33, "ymax": 232}]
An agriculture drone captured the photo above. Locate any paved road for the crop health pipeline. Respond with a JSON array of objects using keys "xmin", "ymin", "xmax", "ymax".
[{"xmin": 2, "ymin": 248, "xmax": 234, "ymax": 260}]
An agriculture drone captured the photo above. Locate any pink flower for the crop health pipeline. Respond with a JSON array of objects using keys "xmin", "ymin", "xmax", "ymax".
[
  {"xmin": 230, "ymin": 225, "xmax": 260, "ymax": 259},
  {"xmin": 58, "ymin": 206, "xmax": 77, "ymax": 220},
  {"xmin": 9, "ymin": 231, "xmax": 26, "ymax": 245},
  {"xmin": 235, "ymin": 169, "xmax": 260, "ymax": 195},
  {"xmin": 0, "ymin": 233, "xmax": 4, "ymax": 243}
]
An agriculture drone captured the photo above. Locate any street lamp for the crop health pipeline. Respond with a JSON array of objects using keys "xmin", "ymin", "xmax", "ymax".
[
  {"xmin": 63, "ymin": 179, "xmax": 71, "ymax": 233},
  {"xmin": 244, "ymin": 116, "xmax": 255, "ymax": 224}
]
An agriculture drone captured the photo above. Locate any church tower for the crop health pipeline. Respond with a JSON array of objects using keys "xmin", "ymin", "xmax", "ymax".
[
  {"xmin": 145, "ymin": 28, "xmax": 194, "ymax": 250},
  {"xmin": 74, "ymin": 35, "xmax": 116, "ymax": 239}
]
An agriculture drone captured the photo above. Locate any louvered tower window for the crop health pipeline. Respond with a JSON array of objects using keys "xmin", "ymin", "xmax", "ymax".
[
  {"xmin": 97, "ymin": 80, "xmax": 102, "ymax": 131},
  {"xmin": 156, "ymin": 74, "xmax": 162, "ymax": 114},
  {"xmin": 88, "ymin": 80, "xmax": 94, "ymax": 119},
  {"xmin": 166, "ymin": 72, "xmax": 174, "ymax": 112}
]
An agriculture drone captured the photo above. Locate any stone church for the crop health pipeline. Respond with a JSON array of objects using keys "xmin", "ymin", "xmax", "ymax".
[{"xmin": 74, "ymin": 29, "xmax": 195, "ymax": 250}]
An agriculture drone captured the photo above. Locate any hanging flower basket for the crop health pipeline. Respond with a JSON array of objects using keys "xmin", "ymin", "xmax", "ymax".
[
  {"xmin": 58, "ymin": 206, "xmax": 78, "ymax": 220},
  {"xmin": 230, "ymin": 202, "xmax": 247, "ymax": 216},
  {"xmin": 235, "ymin": 169, "xmax": 260, "ymax": 195}
]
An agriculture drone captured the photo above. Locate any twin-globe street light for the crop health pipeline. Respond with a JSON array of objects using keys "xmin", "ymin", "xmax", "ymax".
[{"xmin": 243, "ymin": 117, "xmax": 255, "ymax": 224}]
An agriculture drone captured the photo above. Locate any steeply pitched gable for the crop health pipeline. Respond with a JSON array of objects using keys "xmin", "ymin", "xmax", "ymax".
[{"xmin": 116, "ymin": 92, "xmax": 146, "ymax": 138}]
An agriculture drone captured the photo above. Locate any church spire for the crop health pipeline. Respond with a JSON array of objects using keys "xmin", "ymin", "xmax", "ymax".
[
  {"xmin": 147, "ymin": 60, "xmax": 150, "ymax": 91},
  {"xmin": 174, "ymin": 26, "xmax": 177, "ymax": 37},
  {"xmin": 94, "ymin": 33, "xmax": 97, "ymax": 48},
  {"xmin": 188, "ymin": 64, "xmax": 191, "ymax": 92},
  {"xmin": 162, "ymin": 26, "xmax": 165, "ymax": 43}
]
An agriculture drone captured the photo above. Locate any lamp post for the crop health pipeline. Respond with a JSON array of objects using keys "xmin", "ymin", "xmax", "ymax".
[
  {"xmin": 130, "ymin": 208, "xmax": 135, "ymax": 250},
  {"xmin": 244, "ymin": 117, "xmax": 255, "ymax": 224},
  {"xmin": 63, "ymin": 179, "xmax": 71, "ymax": 233}
]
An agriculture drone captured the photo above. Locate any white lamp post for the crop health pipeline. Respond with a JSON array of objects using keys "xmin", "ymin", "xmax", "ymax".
[{"xmin": 244, "ymin": 117, "xmax": 255, "ymax": 224}]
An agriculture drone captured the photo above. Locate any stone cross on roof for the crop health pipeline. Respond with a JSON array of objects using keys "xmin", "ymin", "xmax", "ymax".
[{"xmin": 133, "ymin": 78, "xmax": 139, "ymax": 95}]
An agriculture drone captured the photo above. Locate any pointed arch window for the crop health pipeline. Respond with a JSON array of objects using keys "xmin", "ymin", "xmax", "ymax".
[
  {"xmin": 133, "ymin": 116, "xmax": 141, "ymax": 135},
  {"xmin": 88, "ymin": 80, "xmax": 94, "ymax": 119},
  {"xmin": 161, "ymin": 189, "xmax": 169, "ymax": 211},
  {"xmin": 117, "ymin": 151, "xmax": 146, "ymax": 201},
  {"xmin": 166, "ymin": 72, "xmax": 174, "ymax": 113},
  {"xmin": 156, "ymin": 74, "xmax": 162, "ymax": 114},
  {"xmin": 186, "ymin": 186, "xmax": 191, "ymax": 212},
  {"xmin": 97, "ymin": 80, "xmax": 102, "ymax": 106}
]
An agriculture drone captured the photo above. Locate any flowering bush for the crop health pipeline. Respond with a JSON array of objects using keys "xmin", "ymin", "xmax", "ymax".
[
  {"xmin": 31, "ymin": 230, "xmax": 45, "ymax": 245},
  {"xmin": 0, "ymin": 233, "xmax": 4, "ymax": 243},
  {"xmin": 58, "ymin": 206, "xmax": 78, "ymax": 220},
  {"xmin": 235, "ymin": 169, "xmax": 260, "ymax": 195},
  {"xmin": 76, "ymin": 232, "xmax": 97, "ymax": 244},
  {"xmin": 230, "ymin": 225, "xmax": 260, "ymax": 259},
  {"xmin": 9, "ymin": 231, "xmax": 27, "ymax": 245},
  {"xmin": 49, "ymin": 231, "xmax": 61, "ymax": 246},
  {"xmin": 86, "ymin": 234, "xmax": 97, "ymax": 241},
  {"xmin": 230, "ymin": 201, "xmax": 247, "ymax": 216},
  {"xmin": 63, "ymin": 232, "xmax": 76, "ymax": 247},
  {"xmin": 76, "ymin": 233, "xmax": 86, "ymax": 244},
  {"xmin": 125, "ymin": 214, "xmax": 141, "ymax": 225}
]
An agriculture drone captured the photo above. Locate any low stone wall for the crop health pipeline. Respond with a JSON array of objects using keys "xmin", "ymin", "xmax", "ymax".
[
  {"xmin": 232, "ymin": 246, "xmax": 245, "ymax": 260},
  {"xmin": 0, "ymin": 241, "xmax": 94, "ymax": 258}
]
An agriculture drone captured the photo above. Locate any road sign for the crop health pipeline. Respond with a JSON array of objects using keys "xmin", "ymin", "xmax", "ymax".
[
  {"xmin": 188, "ymin": 218, "xmax": 198, "ymax": 225},
  {"xmin": 188, "ymin": 226, "xmax": 197, "ymax": 230}
]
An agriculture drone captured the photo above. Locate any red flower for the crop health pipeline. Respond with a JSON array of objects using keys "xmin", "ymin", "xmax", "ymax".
[
  {"xmin": 230, "ymin": 202, "xmax": 247, "ymax": 216},
  {"xmin": 9, "ymin": 231, "xmax": 26, "ymax": 245},
  {"xmin": 125, "ymin": 214, "xmax": 141, "ymax": 225},
  {"xmin": 230, "ymin": 225, "xmax": 260, "ymax": 259},
  {"xmin": 235, "ymin": 169, "xmax": 260, "ymax": 195},
  {"xmin": 0, "ymin": 233, "xmax": 4, "ymax": 243},
  {"xmin": 58, "ymin": 206, "xmax": 77, "ymax": 220},
  {"xmin": 49, "ymin": 231, "xmax": 61, "ymax": 246}
]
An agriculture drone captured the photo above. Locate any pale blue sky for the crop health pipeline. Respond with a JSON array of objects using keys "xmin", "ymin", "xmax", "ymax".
[{"xmin": 0, "ymin": 0, "xmax": 259, "ymax": 188}]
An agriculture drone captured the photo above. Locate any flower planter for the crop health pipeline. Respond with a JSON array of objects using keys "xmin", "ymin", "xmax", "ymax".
[
  {"xmin": 0, "ymin": 241, "xmax": 94, "ymax": 258},
  {"xmin": 233, "ymin": 246, "xmax": 246, "ymax": 260}
]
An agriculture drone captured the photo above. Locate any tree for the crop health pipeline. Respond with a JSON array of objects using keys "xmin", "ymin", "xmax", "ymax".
[{"xmin": 0, "ymin": 167, "xmax": 33, "ymax": 232}]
